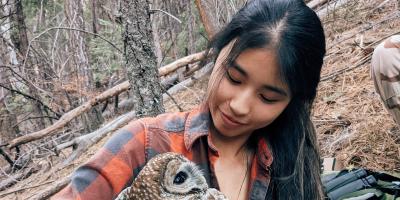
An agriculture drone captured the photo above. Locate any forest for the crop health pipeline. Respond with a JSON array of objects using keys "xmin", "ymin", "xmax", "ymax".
[{"xmin": 0, "ymin": 0, "xmax": 399, "ymax": 199}]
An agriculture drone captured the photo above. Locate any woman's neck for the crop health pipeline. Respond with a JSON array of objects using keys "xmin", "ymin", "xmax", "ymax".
[{"xmin": 209, "ymin": 125, "xmax": 252, "ymax": 158}]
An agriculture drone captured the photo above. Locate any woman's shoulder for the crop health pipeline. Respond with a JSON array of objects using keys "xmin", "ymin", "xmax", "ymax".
[
  {"xmin": 139, "ymin": 109, "xmax": 191, "ymax": 133},
  {"xmin": 117, "ymin": 106, "xmax": 209, "ymax": 153}
]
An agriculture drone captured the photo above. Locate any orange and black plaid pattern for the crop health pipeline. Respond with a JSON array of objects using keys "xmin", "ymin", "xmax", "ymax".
[{"xmin": 53, "ymin": 106, "xmax": 273, "ymax": 200}]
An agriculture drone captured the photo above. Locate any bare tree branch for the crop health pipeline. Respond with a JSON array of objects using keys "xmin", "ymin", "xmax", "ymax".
[
  {"xmin": 150, "ymin": 9, "xmax": 182, "ymax": 24},
  {"xmin": 7, "ymin": 50, "xmax": 209, "ymax": 148},
  {"xmin": 21, "ymin": 26, "xmax": 123, "ymax": 72},
  {"xmin": 0, "ymin": 82, "xmax": 61, "ymax": 118}
]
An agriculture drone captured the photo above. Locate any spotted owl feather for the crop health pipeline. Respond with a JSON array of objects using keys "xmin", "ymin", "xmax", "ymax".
[{"xmin": 115, "ymin": 152, "xmax": 228, "ymax": 200}]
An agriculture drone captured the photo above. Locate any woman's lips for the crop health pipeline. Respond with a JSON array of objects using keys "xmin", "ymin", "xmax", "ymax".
[{"xmin": 219, "ymin": 110, "xmax": 246, "ymax": 127}]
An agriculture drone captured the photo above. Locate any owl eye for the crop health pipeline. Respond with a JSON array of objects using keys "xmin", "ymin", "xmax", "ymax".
[{"xmin": 173, "ymin": 171, "xmax": 188, "ymax": 185}]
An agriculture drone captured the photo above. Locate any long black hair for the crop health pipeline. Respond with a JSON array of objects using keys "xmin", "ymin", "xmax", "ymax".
[{"xmin": 203, "ymin": 0, "xmax": 326, "ymax": 199}]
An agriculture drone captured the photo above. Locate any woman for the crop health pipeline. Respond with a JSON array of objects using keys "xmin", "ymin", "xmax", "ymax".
[{"xmin": 53, "ymin": 0, "xmax": 326, "ymax": 199}]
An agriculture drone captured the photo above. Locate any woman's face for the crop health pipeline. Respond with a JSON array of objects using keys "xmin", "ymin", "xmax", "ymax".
[{"xmin": 209, "ymin": 47, "xmax": 291, "ymax": 138}]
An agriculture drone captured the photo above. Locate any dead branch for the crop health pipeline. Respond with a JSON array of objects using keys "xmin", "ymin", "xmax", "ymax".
[
  {"xmin": 374, "ymin": 0, "xmax": 391, "ymax": 11},
  {"xmin": 163, "ymin": 62, "xmax": 213, "ymax": 101},
  {"xmin": 328, "ymin": 11, "xmax": 400, "ymax": 50},
  {"xmin": 0, "ymin": 82, "xmax": 61, "ymax": 118},
  {"xmin": 0, "ymin": 173, "xmax": 24, "ymax": 192},
  {"xmin": 44, "ymin": 111, "xmax": 136, "ymax": 182},
  {"xmin": 0, "ymin": 178, "xmax": 54, "ymax": 198},
  {"xmin": 0, "ymin": 151, "xmax": 30, "ymax": 175},
  {"xmin": 0, "ymin": 166, "xmax": 38, "ymax": 192},
  {"xmin": 158, "ymin": 50, "xmax": 207, "ymax": 76},
  {"xmin": 150, "ymin": 9, "xmax": 182, "ymax": 24},
  {"xmin": 321, "ymin": 30, "xmax": 400, "ymax": 81},
  {"xmin": 183, "ymin": 63, "xmax": 201, "ymax": 78},
  {"xmin": 8, "ymin": 51, "xmax": 208, "ymax": 148},
  {"xmin": 55, "ymin": 111, "xmax": 136, "ymax": 164},
  {"xmin": 0, "ymin": 148, "xmax": 15, "ymax": 168},
  {"xmin": 321, "ymin": 53, "xmax": 371, "ymax": 82},
  {"xmin": 8, "ymin": 81, "xmax": 130, "ymax": 148},
  {"xmin": 25, "ymin": 27, "xmax": 122, "ymax": 64},
  {"xmin": 162, "ymin": 88, "xmax": 183, "ymax": 112},
  {"xmin": 307, "ymin": 0, "xmax": 328, "ymax": 9},
  {"xmin": 29, "ymin": 176, "xmax": 70, "ymax": 200},
  {"xmin": 161, "ymin": 74, "xmax": 179, "ymax": 89}
]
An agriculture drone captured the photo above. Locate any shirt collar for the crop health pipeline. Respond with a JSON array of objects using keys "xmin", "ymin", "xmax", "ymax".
[
  {"xmin": 256, "ymin": 135, "xmax": 274, "ymax": 169},
  {"xmin": 183, "ymin": 105, "xmax": 274, "ymax": 170},
  {"xmin": 184, "ymin": 105, "xmax": 210, "ymax": 150}
]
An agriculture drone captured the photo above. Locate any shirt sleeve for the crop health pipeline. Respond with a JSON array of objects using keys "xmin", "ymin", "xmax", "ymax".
[{"xmin": 51, "ymin": 120, "xmax": 147, "ymax": 200}]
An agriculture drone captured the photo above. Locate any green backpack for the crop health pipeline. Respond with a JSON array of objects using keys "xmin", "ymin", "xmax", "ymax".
[{"xmin": 322, "ymin": 168, "xmax": 400, "ymax": 200}]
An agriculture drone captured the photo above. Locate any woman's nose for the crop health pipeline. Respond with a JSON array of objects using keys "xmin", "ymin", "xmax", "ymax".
[{"xmin": 229, "ymin": 90, "xmax": 251, "ymax": 116}]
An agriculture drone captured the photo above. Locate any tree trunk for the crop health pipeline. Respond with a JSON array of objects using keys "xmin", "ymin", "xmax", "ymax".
[
  {"xmin": 121, "ymin": 0, "xmax": 164, "ymax": 117},
  {"xmin": 194, "ymin": 0, "xmax": 247, "ymax": 39},
  {"xmin": 166, "ymin": 0, "xmax": 179, "ymax": 60},
  {"xmin": 33, "ymin": 0, "xmax": 46, "ymax": 33},
  {"xmin": 64, "ymin": 0, "xmax": 93, "ymax": 92},
  {"xmin": 33, "ymin": 0, "xmax": 55, "ymax": 107},
  {"xmin": 0, "ymin": 57, "xmax": 19, "ymax": 144},
  {"xmin": 194, "ymin": 0, "xmax": 219, "ymax": 39},
  {"xmin": 151, "ymin": 0, "xmax": 163, "ymax": 67},
  {"xmin": 187, "ymin": 0, "xmax": 195, "ymax": 54},
  {"xmin": 0, "ymin": 2, "xmax": 20, "ymax": 166},
  {"xmin": 9, "ymin": 0, "xmax": 28, "ymax": 56},
  {"xmin": 92, "ymin": 0, "xmax": 99, "ymax": 34},
  {"xmin": 398, "ymin": 0, "xmax": 400, "ymax": 10},
  {"xmin": 64, "ymin": 0, "xmax": 104, "ymax": 132},
  {"xmin": 7, "ymin": 0, "xmax": 48, "ymax": 130}
]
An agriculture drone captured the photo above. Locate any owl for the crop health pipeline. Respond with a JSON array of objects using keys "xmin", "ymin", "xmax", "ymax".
[{"xmin": 115, "ymin": 152, "xmax": 228, "ymax": 200}]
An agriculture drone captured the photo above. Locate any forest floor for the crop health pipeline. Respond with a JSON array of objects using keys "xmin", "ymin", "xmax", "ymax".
[{"xmin": 1, "ymin": 0, "xmax": 399, "ymax": 199}]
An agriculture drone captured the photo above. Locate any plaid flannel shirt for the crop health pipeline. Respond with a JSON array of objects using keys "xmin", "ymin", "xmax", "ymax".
[{"xmin": 53, "ymin": 106, "xmax": 273, "ymax": 200}]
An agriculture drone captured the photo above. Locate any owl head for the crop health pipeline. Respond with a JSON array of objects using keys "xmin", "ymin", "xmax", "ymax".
[
  {"xmin": 159, "ymin": 152, "xmax": 208, "ymax": 196},
  {"xmin": 118, "ymin": 152, "xmax": 210, "ymax": 199}
]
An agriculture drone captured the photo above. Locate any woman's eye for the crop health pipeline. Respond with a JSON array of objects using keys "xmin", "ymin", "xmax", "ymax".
[
  {"xmin": 260, "ymin": 95, "xmax": 278, "ymax": 104},
  {"xmin": 226, "ymin": 70, "xmax": 241, "ymax": 84}
]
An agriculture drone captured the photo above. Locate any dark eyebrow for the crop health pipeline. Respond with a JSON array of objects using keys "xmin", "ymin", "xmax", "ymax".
[
  {"xmin": 231, "ymin": 61, "xmax": 247, "ymax": 76},
  {"xmin": 231, "ymin": 61, "xmax": 288, "ymax": 97}
]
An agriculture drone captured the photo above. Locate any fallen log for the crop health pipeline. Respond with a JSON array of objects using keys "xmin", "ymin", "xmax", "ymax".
[
  {"xmin": 56, "ymin": 111, "xmax": 136, "ymax": 165},
  {"xmin": 307, "ymin": 0, "xmax": 328, "ymax": 9},
  {"xmin": 8, "ymin": 51, "xmax": 209, "ymax": 148},
  {"xmin": 159, "ymin": 51, "xmax": 207, "ymax": 76},
  {"xmin": 30, "ymin": 176, "xmax": 70, "ymax": 200},
  {"xmin": 55, "ymin": 66, "xmax": 206, "ymax": 165},
  {"xmin": 8, "ymin": 81, "xmax": 130, "ymax": 148},
  {"xmin": 0, "ymin": 167, "xmax": 38, "ymax": 192},
  {"xmin": 50, "ymin": 67, "xmax": 210, "ymax": 176},
  {"xmin": 161, "ymin": 73, "xmax": 179, "ymax": 90},
  {"xmin": 163, "ymin": 62, "xmax": 213, "ymax": 101},
  {"xmin": 0, "ymin": 178, "xmax": 55, "ymax": 198}
]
